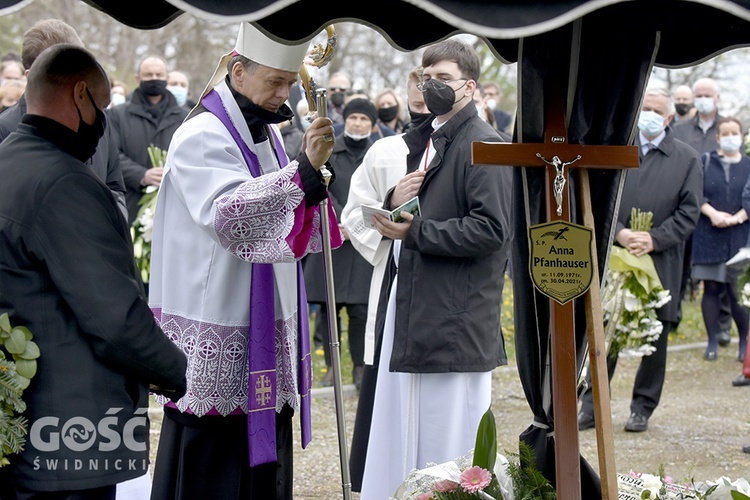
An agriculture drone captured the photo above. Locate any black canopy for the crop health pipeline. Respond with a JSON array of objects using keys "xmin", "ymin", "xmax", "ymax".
[
  {"xmin": 0, "ymin": 0, "xmax": 746, "ymax": 67},
  {"xmin": 4, "ymin": 0, "xmax": 749, "ymax": 495}
]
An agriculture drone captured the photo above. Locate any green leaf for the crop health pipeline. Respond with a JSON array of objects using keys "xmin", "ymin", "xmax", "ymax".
[
  {"xmin": 3, "ymin": 330, "xmax": 26, "ymax": 354},
  {"xmin": 731, "ymin": 491, "xmax": 750, "ymax": 500},
  {"xmin": 472, "ymin": 407, "xmax": 497, "ymax": 473},
  {"xmin": 14, "ymin": 374, "xmax": 30, "ymax": 391},
  {"xmin": 16, "ymin": 340, "xmax": 40, "ymax": 361},
  {"xmin": 14, "ymin": 359, "xmax": 36, "ymax": 379},
  {"xmin": 0, "ymin": 312, "xmax": 10, "ymax": 334},
  {"xmin": 13, "ymin": 326, "xmax": 32, "ymax": 341}
]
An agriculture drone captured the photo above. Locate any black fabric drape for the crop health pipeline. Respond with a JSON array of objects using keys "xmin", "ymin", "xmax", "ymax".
[{"xmin": 501, "ymin": 13, "xmax": 657, "ymax": 497}]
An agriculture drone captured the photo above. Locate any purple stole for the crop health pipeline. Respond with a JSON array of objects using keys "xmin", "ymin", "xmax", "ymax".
[{"xmin": 202, "ymin": 89, "xmax": 312, "ymax": 467}]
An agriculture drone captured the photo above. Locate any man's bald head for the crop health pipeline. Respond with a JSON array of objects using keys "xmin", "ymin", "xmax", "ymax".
[
  {"xmin": 136, "ymin": 55, "xmax": 168, "ymax": 82},
  {"xmin": 25, "ymin": 44, "xmax": 109, "ymax": 128}
]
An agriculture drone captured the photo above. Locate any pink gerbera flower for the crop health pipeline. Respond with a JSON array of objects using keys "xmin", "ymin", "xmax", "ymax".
[
  {"xmin": 433, "ymin": 480, "xmax": 458, "ymax": 493},
  {"xmin": 459, "ymin": 466, "xmax": 492, "ymax": 493},
  {"xmin": 415, "ymin": 493, "xmax": 432, "ymax": 500}
]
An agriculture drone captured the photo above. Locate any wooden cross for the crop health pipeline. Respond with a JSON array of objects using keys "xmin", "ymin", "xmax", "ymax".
[{"xmin": 472, "ymin": 93, "xmax": 639, "ymax": 499}]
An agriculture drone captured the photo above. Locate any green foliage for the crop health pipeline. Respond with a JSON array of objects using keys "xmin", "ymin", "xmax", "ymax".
[
  {"xmin": 472, "ymin": 407, "xmax": 497, "ymax": 473},
  {"xmin": 0, "ymin": 312, "xmax": 38, "ymax": 467},
  {"xmin": 505, "ymin": 441, "xmax": 557, "ymax": 500},
  {"xmin": 131, "ymin": 144, "xmax": 166, "ymax": 283}
]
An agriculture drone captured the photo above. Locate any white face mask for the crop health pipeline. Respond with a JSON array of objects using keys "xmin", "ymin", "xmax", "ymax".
[
  {"xmin": 720, "ymin": 135, "xmax": 743, "ymax": 154},
  {"xmin": 110, "ymin": 93, "xmax": 126, "ymax": 107},
  {"xmin": 476, "ymin": 105, "xmax": 485, "ymax": 119},
  {"xmin": 344, "ymin": 130, "xmax": 371, "ymax": 141},
  {"xmin": 637, "ymin": 110, "xmax": 665, "ymax": 138},
  {"xmin": 485, "ymin": 98, "xmax": 497, "ymax": 110},
  {"xmin": 694, "ymin": 96, "xmax": 716, "ymax": 115},
  {"xmin": 167, "ymin": 85, "xmax": 188, "ymax": 106}
]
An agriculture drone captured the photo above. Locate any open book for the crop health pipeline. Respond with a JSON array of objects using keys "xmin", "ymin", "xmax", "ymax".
[{"xmin": 360, "ymin": 196, "xmax": 421, "ymax": 230}]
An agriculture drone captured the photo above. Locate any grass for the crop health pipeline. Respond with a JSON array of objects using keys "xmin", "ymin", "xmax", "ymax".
[{"xmin": 309, "ymin": 276, "xmax": 710, "ymax": 385}]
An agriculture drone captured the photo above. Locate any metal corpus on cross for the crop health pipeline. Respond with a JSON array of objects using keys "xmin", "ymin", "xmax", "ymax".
[{"xmin": 473, "ymin": 93, "xmax": 638, "ymax": 499}]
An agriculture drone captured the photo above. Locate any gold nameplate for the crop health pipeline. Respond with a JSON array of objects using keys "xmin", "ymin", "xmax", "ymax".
[{"xmin": 528, "ymin": 220, "xmax": 593, "ymax": 305}]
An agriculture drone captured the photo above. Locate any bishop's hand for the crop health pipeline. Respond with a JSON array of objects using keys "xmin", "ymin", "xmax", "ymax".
[{"xmin": 302, "ymin": 116, "xmax": 335, "ymax": 170}]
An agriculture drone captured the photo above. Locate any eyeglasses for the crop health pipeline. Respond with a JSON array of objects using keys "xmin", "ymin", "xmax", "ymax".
[
  {"xmin": 417, "ymin": 78, "xmax": 467, "ymax": 92},
  {"xmin": 328, "ymin": 86, "xmax": 349, "ymax": 93}
]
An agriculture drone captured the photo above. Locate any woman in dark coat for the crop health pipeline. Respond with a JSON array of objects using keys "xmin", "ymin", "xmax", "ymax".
[
  {"xmin": 692, "ymin": 117, "xmax": 750, "ymax": 361},
  {"xmin": 304, "ymin": 98, "xmax": 377, "ymax": 388}
]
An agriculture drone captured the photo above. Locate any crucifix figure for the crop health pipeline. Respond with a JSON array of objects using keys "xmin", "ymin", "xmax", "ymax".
[
  {"xmin": 473, "ymin": 91, "xmax": 639, "ymax": 499},
  {"xmin": 536, "ymin": 153, "xmax": 582, "ymax": 215}
]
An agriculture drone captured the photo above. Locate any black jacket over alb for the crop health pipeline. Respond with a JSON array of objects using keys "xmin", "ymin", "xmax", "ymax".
[{"xmin": 380, "ymin": 103, "xmax": 513, "ymax": 373}]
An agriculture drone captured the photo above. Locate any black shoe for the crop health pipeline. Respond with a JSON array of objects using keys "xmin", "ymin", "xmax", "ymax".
[
  {"xmin": 577, "ymin": 411, "xmax": 595, "ymax": 431},
  {"xmin": 624, "ymin": 413, "xmax": 649, "ymax": 432},
  {"xmin": 353, "ymin": 365, "xmax": 364, "ymax": 391},
  {"xmin": 704, "ymin": 349, "xmax": 717, "ymax": 361},
  {"xmin": 319, "ymin": 369, "xmax": 334, "ymax": 387},
  {"xmin": 718, "ymin": 330, "xmax": 732, "ymax": 347},
  {"xmin": 743, "ymin": 444, "xmax": 750, "ymax": 454},
  {"xmin": 732, "ymin": 374, "xmax": 750, "ymax": 387}
]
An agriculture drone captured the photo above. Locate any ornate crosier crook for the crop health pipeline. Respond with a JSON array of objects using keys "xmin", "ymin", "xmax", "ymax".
[
  {"xmin": 298, "ymin": 25, "xmax": 337, "ymax": 116},
  {"xmin": 298, "ymin": 24, "xmax": 352, "ymax": 500}
]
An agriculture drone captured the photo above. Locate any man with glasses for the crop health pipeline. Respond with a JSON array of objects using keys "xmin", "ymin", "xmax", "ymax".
[
  {"xmin": 326, "ymin": 71, "xmax": 351, "ymax": 124},
  {"xmin": 355, "ymin": 38, "xmax": 513, "ymax": 499}
]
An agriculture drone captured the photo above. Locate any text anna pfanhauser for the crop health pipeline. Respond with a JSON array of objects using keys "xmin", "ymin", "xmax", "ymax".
[{"xmin": 528, "ymin": 220, "xmax": 593, "ymax": 305}]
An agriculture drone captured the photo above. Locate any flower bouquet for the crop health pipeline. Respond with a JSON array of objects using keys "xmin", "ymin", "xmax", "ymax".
[
  {"xmin": 0, "ymin": 312, "xmax": 39, "ymax": 466},
  {"xmin": 602, "ymin": 208, "xmax": 671, "ymax": 358},
  {"xmin": 131, "ymin": 144, "xmax": 166, "ymax": 283},
  {"xmin": 393, "ymin": 409, "xmax": 556, "ymax": 499},
  {"xmin": 618, "ymin": 470, "xmax": 750, "ymax": 499}
]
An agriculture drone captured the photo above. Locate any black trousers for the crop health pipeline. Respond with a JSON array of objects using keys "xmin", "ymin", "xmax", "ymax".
[
  {"xmin": 580, "ymin": 321, "xmax": 676, "ymax": 419},
  {"xmin": 315, "ymin": 303, "xmax": 366, "ymax": 367},
  {"xmin": 150, "ymin": 405, "xmax": 294, "ymax": 500}
]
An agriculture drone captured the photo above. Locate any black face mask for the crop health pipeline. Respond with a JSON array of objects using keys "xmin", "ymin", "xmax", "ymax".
[
  {"xmin": 408, "ymin": 110, "xmax": 432, "ymax": 129},
  {"xmin": 674, "ymin": 103, "xmax": 692, "ymax": 116},
  {"xmin": 422, "ymin": 80, "xmax": 466, "ymax": 116},
  {"xmin": 139, "ymin": 79, "xmax": 167, "ymax": 97},
  {"xmin": 73, "ymin": 89, "xmax": 107, "ymax": 163},
  {"xmin": 378, "ymin": 106, "xmax": 398, "ymax": 123},
  {"xmin": 330, "ymin": 91, "xmax": 346, "ymax": 107}
]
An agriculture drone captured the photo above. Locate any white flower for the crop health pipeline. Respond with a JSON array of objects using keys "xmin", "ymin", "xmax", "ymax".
[
  {"xmin": 623, "ymin": 290, "xmax": 639, "ymax": 312},
  {"xmin": 741, "ymin": 283, "xmax": 750, "ymax": 309},
  {"xmin": 706, "ymin": 476, "xmax": 750, "ymax": 498},
  {"xmin": 640, "ymin": 473, "xmax": 663, "ymax": 497},
  {"xmin": 137, "ymin": 207, "xmax": 154, "ymax": 243}
]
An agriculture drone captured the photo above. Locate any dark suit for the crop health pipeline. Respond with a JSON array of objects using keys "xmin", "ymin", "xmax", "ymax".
[{"xmin": 580, "ymin": 127, "xmax": 702, "ymax": 418}]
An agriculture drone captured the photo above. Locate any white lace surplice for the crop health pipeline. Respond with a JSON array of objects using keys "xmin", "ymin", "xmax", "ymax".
[{"xmin": 150, "ymin": 80, "xmax": 321, "ymax": 416}]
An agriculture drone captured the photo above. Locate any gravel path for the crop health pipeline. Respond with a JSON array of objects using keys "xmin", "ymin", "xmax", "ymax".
[{"xmin": 288, "ymin": 341, "xmax": 750, "ymax": 498}]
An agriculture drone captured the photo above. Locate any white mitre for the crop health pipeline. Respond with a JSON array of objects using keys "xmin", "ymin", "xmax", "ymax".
[{"xmin": 197, "ymin": 22, "xmax": 310, "ymax": 102}]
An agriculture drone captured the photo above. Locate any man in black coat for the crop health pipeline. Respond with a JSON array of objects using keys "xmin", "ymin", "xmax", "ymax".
[
  {"xmin": 0, "ymin": 44, "xmax": 187, "ymax": 499},
  {"xmin": 108, "ymin": 55, "xmax": 188, "ymax": 224},
  {"xmin": 0, "ymin": 19, "xmax": 126, "ymax": 220},
  {"xmin": 578, "ymin": 85, "xmax": 702, "ymax": 433},
  {"xmin": 354, "ymin": 39, "xmax": 512, "ymax": 497}
]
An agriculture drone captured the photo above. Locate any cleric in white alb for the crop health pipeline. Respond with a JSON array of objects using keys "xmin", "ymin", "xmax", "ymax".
[{"xmin": 147, "ymin": 22, "xmax": 340, "ymax": 499}]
